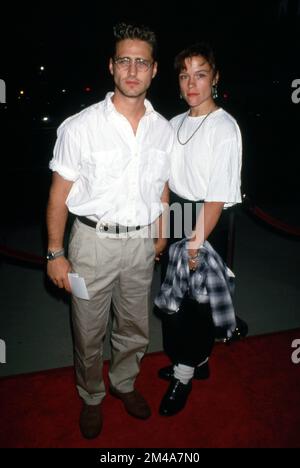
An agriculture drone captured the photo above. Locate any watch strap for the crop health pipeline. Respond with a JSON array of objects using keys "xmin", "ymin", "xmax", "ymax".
[{"xmin": 46, "ymin": 248, "xmax": 65, "ymax": 261}]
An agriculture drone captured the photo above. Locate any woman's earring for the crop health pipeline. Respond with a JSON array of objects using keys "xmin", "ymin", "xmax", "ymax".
[{"xmin": 212, "ymin": 84, "xmax": 218, "ymax": 99}]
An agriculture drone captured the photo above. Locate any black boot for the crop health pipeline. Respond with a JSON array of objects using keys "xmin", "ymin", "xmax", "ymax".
[{"xmin": 159, "ymin": 378, "xmax": 192, "ymax": 416}]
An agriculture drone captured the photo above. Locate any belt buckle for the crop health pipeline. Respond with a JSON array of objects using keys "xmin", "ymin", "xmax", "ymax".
[
  {"xmin": 96, "ymin": 222, "xmax": 122, "ymax": 235},
  {"xmin": 96, "ymin": 221, "xmax": 109, "ymax": 232}
]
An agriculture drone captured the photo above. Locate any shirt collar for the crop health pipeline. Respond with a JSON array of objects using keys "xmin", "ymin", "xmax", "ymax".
[{"xmin": 103, "ymin": 91, "xmax": 157, "ymax": 121}]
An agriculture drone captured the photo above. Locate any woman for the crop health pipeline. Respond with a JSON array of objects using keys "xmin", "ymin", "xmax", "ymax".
[{"xmin": 157, "ymin": 42, "xmax": 242, "ymax": 416}]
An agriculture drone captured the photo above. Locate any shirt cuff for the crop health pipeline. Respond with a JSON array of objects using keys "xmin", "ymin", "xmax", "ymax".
[{"xmin": 49, "ymin": 160, "xmax": 78, "ymax": 181}]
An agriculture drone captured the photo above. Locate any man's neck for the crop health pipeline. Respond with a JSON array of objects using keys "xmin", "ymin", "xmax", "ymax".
[{"xmin": 111, "ymin": 91, "xmax": 147, "ymax": 122}]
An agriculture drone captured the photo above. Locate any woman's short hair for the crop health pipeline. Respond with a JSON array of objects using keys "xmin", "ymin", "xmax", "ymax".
[{"xmin": 174, "ymin": 42, "xmax": 218, "ymax": 77}]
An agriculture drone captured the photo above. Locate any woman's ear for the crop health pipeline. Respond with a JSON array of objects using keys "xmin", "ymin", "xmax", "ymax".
[{"xmin": 213, "ymin": 71, "xmax": 220, "ymax": 86}]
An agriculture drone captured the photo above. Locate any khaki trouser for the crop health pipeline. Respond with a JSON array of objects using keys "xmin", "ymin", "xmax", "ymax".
[{"xmin": 68, "ymin": 219, "xmax": 155, "ymax": 405}]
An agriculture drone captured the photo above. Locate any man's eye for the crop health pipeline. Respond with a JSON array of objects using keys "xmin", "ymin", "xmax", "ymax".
[{"xmin": 137, "ymin": 59, "xmax": 149, "ymax": 66}]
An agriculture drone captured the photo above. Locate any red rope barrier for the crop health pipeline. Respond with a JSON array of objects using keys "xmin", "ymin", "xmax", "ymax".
[
  {"xmin": 243, "ymin": 196, "xmax": 300, "ymax": 237},
  {"xmin": 0, "ymin": 199, "xmax": 299, "ymax": 267},
  {"xmin": 0, "ymin": 245, "xmax": 44, "ymax": 266}
]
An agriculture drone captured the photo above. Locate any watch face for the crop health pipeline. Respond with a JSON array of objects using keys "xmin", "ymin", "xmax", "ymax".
[{"xmin": 46, "ymin": 249, "xmax": 64, "ymax": 260}]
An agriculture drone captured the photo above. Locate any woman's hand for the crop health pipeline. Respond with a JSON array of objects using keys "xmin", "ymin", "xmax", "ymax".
[
  {"xmin": 154, "ymin": 238, "xmax": 167, "ymax": 262},
  {"xmin": 187, "ymin": 243, "xmax": 200, "ymax": 271}
]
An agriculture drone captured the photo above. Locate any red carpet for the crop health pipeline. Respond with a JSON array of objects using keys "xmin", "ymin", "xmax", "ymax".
[{"xmin": 1, "ymin": 329, "xmax": 300, "ymax": 448}]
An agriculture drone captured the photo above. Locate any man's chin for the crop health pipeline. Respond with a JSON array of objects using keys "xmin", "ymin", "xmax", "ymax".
[
  {"xmin": 123, "ymin": 89, "xmax": 145, "ymax": 98},
  {"xmin": 117, "ymin": 84, "xmax": 148, "ymax": 99}
]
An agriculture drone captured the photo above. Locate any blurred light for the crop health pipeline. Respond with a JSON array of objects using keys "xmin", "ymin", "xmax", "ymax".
[
  {"xmin": 20, "ymin": 90, "xmax": 24, "ymax": 95},
  {"xmin": 85, "ymin": 87, "xmax": 91, "ymax": 92},
  {"xmin": 42, "ymin": 116, "xmax": 49, "ymax": 122},
  {"xmin": 61, "ymin": 89, "xmax": 66, "ymax": 93},
  {"xmin": 40, "ymin": 66, "xmax": 45, "ymax": 71},
  {"xmin": 223, "ymin": 92, "xmax": 229, "ymax": 99}
]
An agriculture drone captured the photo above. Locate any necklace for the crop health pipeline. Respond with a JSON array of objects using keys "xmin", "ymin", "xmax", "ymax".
[{"xmin": 177, "ymin": 108, "xmax": 216, "ymax": 145}]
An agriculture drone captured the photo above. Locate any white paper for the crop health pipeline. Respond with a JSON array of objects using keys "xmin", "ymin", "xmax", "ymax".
[{"xmin": 68, "ymin": 273, "xmax": 90, "ymax": 300}]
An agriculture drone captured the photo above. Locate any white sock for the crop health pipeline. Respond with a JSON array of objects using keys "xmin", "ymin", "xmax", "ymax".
[
  {"xmin": 196, "ymin": 357, "xmax": 209, "ymax": 367},
  {"xmin": 174, "ymin": 364, "xmax": 194, "ymax": 384}
]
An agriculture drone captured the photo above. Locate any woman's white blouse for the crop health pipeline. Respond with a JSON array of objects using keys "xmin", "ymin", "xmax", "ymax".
[{"xmin": 169, "ymin": 108, "xmax": 242, "ymax": 207}]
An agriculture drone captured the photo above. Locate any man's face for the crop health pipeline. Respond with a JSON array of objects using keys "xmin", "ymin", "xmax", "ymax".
[{"xmin": 109, "ymin": 39, "xmax": 157, "ymax": 98}]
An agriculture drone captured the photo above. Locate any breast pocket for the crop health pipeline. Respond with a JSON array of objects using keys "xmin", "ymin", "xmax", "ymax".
[
  {"xmin": 147, "ymin": 149, "xmax": 169, "ymax": 184},
  {"xmin": 80, "ymin": 149, "xmax": 128, "ymax": 194},
  {"xmin": 90, "ymin": 149, "xmax": 125, "ymax": 180}
]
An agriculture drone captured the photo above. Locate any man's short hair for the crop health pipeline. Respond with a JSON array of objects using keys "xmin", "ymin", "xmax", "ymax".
[{"xmin": 113, "ymin": 22, "xmax": 157, "ymax": 60}]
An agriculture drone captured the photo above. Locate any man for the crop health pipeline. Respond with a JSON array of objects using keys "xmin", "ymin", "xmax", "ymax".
[{"xmin": 46, "ymin": 22, "xmax": 173, "ymax": 439}]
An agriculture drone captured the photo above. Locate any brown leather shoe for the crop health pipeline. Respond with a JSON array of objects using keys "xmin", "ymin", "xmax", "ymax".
[
  {"xmin": 110, "ymin": 387, "xmax": 151, "ymax": 419},
  {"xmin": 79, "ymin": 403, "xmax": 103, "ymax": 439}
]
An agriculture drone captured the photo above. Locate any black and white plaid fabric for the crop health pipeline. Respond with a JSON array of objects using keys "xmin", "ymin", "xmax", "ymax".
[{"xmin": 155, "ymin": 239, "xmax": 236, "ymax": 338}]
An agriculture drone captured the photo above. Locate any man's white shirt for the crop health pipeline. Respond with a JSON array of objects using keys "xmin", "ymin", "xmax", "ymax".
[{"xmin": 49, "ymin": 92, "xmax": 173, "ymax": 226}]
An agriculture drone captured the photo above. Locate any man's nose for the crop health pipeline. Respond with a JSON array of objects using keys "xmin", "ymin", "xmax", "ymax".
[{"xmin": 128, "ymin": 61, "xmax": 138, "ymax": 75}]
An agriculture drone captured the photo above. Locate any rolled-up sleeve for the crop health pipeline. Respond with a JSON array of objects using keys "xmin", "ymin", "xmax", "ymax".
[{"xmin": 49, "ymin": 124, "xmax": 81, "ymax": 181}]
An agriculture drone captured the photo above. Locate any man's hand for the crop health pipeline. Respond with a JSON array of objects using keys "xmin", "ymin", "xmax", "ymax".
[
  {"xmin": 154, "ymin": 238, "xmax": 167, "ymax": 262},
  {"xmin": 47, "ymin": 256, "xmax": 72, "ymax": 292}
]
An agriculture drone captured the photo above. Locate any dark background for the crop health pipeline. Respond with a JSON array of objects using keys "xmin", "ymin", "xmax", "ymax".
[{"xmin": 1, "ymin": 0, "xmax": 299, "ymax": 227}]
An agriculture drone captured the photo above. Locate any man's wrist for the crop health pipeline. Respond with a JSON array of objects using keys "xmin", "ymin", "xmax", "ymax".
[{"xmin": 46, "ymin": 248, "xmax": 65, "ymax": 261}]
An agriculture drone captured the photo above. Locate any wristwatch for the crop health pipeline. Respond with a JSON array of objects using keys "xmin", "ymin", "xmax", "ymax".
[{"xmin": 46, "ymin": 248, "xmax": 65, "ymax": 261}]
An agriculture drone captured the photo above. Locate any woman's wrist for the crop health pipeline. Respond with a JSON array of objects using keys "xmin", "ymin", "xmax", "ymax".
[{"xmin": 187, "ymin": 248, "xmax": 200, "ymax": 258}]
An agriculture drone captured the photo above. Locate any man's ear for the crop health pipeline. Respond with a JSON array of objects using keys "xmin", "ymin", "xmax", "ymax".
[
  {"xmin": 109, "ymin": 58, "xmax": 114, "ymax": 76},
  {"xmin": 152, "ymin": 62, "xmax": 158, "ymax": 79}
]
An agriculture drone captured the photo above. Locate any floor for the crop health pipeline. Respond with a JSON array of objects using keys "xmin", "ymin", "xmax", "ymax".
[{"xmin": 0, "ymin": 204, "xmax": 300, "ymax": 377}]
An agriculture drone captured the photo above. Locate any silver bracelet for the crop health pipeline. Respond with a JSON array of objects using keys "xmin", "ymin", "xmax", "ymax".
[{"xmin": 188, "ymin": 252, "xmax": 200, "ymax": 260}]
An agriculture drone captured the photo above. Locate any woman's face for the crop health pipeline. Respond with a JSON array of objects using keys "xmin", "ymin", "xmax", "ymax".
[{"xmin": 179, "ymin": 55, "xmax": 218, "ymax": 113}]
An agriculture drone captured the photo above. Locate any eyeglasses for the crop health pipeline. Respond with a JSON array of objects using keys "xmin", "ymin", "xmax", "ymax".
[{"xmin": 113, "ymin": 57, "xmax": 153, "ymax": 72}]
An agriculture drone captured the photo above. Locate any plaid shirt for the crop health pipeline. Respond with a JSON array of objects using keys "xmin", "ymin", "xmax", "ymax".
[{"xmin": 155, "ymin": 239, "xmax": 236, "ymax": 338}]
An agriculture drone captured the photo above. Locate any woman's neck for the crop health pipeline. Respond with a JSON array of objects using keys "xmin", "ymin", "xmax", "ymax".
[{"xmin": 189, "ymin": 101, "xmax": 219, "ymax": 117}]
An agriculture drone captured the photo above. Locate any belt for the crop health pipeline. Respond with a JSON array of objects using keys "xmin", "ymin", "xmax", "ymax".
[{"xmin": 77, "ymin": 216, "xmax": 143, "ymax": 234}]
